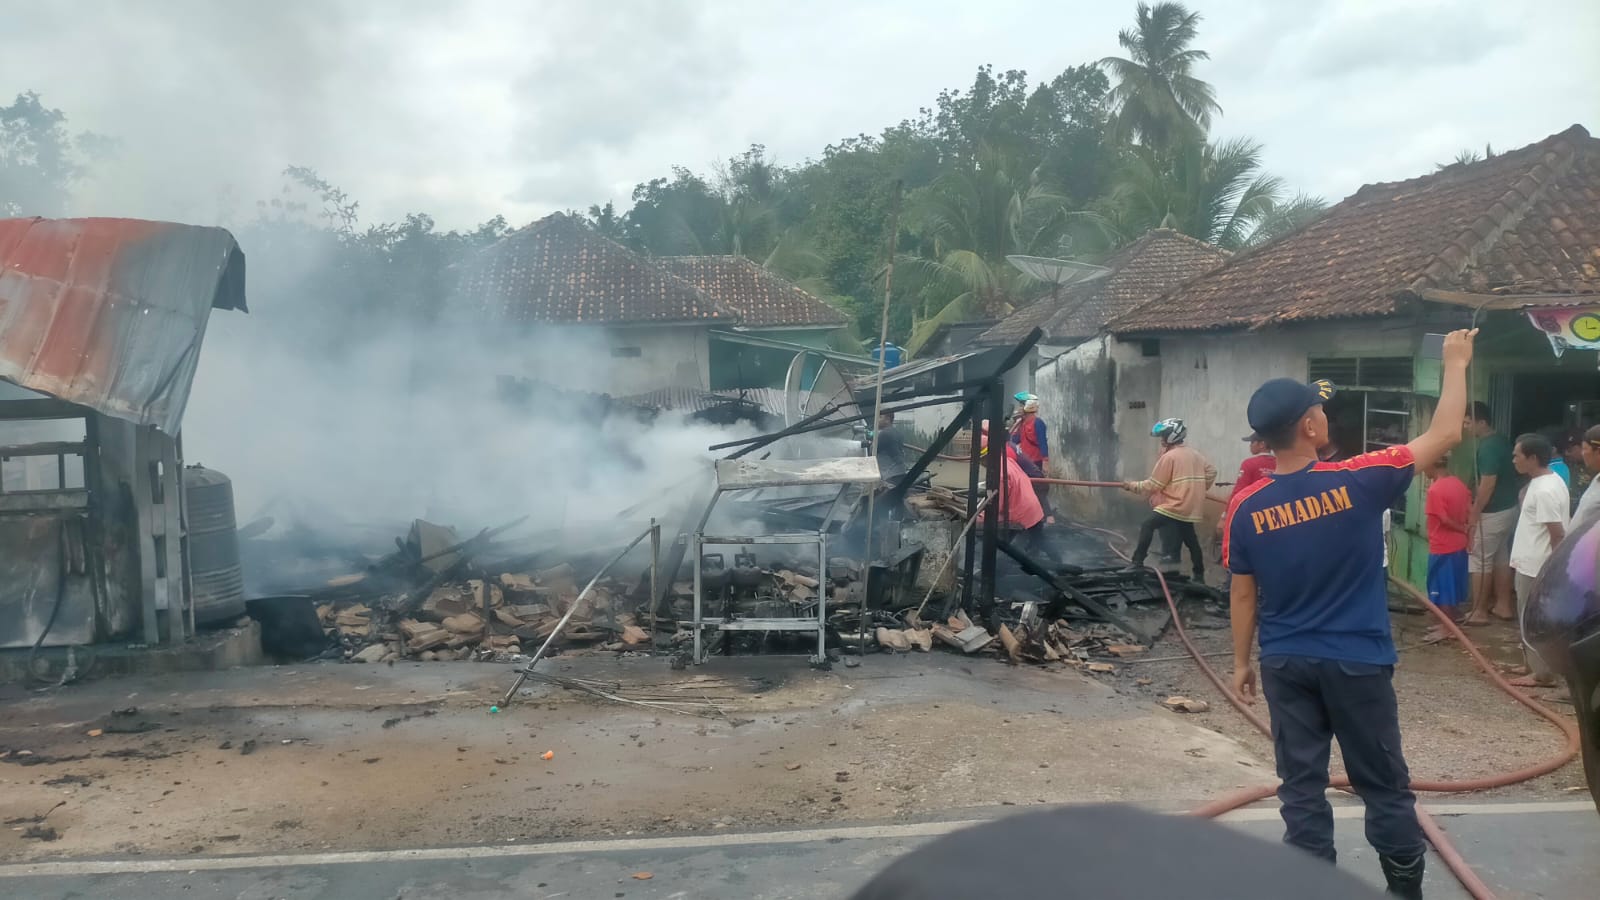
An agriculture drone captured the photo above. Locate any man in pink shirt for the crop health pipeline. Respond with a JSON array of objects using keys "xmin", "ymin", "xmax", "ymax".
[{"xmin": 977, "ymin": 421, "xmax": 1045, "ymax": 540}]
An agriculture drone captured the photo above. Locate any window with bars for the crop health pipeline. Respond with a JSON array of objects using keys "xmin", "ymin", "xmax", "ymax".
[
  {"xmin": 1315, "ymin": 358, "xmax": 1415, "ymax": 526},
  {"xmin": 1308, "ymin": 356, "xmax": 1412, "ymax": 390}
]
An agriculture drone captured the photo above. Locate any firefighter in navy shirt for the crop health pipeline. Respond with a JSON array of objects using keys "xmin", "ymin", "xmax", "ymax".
[{"xmin": 1224, "ymin": 328, "xmax": 1476, "ymax": 899}]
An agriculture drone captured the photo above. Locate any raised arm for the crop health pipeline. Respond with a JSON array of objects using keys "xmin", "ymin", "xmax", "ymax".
[{"xmin": 1407, "ymin": 329, "xmax": 1477, "ymax": 472}]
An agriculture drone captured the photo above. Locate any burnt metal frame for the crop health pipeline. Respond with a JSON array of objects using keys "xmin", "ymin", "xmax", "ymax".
[
  {"xmin": 678, "ymin": 329, "xmax": 1044, "ymax": 630},
  {"xmin": 690, "ymin": 457, "xmax": 880, "ymax": 664}
]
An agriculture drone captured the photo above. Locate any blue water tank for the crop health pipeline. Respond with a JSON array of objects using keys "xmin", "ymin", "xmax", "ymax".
[{"xmin": 871, "ymin": 343, "xmax": 903, "ymax": 369}]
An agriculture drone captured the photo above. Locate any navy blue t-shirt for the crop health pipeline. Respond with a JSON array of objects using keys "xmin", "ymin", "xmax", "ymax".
[{"xmin": 1224, "ymin": 446, "xmax": 1414, "ymax": 665}]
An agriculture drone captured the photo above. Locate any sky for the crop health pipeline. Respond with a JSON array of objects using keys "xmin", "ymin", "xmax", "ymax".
[{"xmin": 4, "ymin": 0, "xmax": 1597, "ymax": 231}]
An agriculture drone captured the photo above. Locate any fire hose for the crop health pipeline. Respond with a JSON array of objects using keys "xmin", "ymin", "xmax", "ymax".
[{"xmin": 1074, "ymin": 521, "xmax": 1579, "ymax": 899}]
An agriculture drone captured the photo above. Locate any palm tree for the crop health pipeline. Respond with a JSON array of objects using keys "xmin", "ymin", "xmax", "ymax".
[
  {"xmin": 1110, "ymin": 136, "xmax": 1301, "ymax": 251},
  {"xmin": 1243, "ymin": 192, "xmax": 1329, "ymax": 248},
  {"xmin": 1100, "ymin": 2, "xmax": 1220, "ymax": 149},
  {"xmin": 898, "ymin": 145, "xmax": 1099, "ymax": 351}
]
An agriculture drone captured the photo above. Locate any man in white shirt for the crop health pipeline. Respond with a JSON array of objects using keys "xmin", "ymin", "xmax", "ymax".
[
  {"xmin": 1508, "ymin": 432, "xmax": 1570, "ymax": 687},
  {"xmin": 1572, "ymin": 425, "xmax": 1600, "ymax": 534}
]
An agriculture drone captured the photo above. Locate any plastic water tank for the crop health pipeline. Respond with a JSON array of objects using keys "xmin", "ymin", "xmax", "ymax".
[{"xmin": 183, "ymin": 465, "xmax": 246, "ymax": 626}]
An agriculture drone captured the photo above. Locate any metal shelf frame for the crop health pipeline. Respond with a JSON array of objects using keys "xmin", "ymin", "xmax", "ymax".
[{"xmin": 691, "ymin": 457, "xmax": 879, "ymax": 664}]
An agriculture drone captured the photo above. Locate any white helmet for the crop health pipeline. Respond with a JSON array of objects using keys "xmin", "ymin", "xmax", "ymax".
[{"xmin": 1152, "ymin": 418, "xmax": 1187, "ymax": 445}]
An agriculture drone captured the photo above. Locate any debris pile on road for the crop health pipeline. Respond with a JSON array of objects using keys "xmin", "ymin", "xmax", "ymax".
[{"xmin": 320, "ymin": 564, "xmax": 652, "ymax": 664}]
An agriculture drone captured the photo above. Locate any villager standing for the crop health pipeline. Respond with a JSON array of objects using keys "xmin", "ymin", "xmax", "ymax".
[
  {"xmin": 1508, "ymin": 432, "xmax": 1570, "ymax": 688},
  {"xmin": 1215, "ymin": 435, "xmax": 1275, "ymax": 589},
  {"xmin": 1421, "ymin": 454, "xmax": 1472, "ymax": 643},
  {"xmin": 1224, "ymin": 330, "xmax": 1476, "ymax": 899},
  {"xmin": 872, "ymin": 410, "xmax": 909, "ymax": 483},
  {"xmin": 1571, "ymin": 425, "xmax": 1600, "ymax": 533},
  {"xmin": 1462, "ymin": 402, "xmax": 1519, "ymax": 625},
  {"xmin": 1123, "ymin": 418, "xmax": 1216, "ymax": 582}
]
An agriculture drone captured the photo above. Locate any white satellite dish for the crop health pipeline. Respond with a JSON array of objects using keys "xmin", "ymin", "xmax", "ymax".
[{"xmin": 1006, "ymin": 255, "xmax": 1110, "ymax": 286}]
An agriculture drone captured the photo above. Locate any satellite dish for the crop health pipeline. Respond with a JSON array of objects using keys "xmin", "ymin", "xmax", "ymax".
[
  {"xmin": 778, "ymin": 354, "xmax": 855, "ymax": 457},
  {"xmin": 1006, "ymin": 255, "xmax": 1109, "ymax": 286}
]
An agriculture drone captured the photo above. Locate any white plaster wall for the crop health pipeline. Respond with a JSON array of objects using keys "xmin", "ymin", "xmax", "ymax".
[
  {"xmin": 512, "ymin": 325, "xmax": 711, "ymax": 396},
  {"xmin": 1157, "ymin": 321, "xmax": 1415, "ymax": 491},
  {"xmin": 1032, "ymin": 336, "xmax": 1164, "ymax": 526}
]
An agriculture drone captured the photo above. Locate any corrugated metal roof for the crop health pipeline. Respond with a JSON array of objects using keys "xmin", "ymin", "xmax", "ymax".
[{"xmin": 0, "ymin": 217, "xmax": 246, "ymax": 433}]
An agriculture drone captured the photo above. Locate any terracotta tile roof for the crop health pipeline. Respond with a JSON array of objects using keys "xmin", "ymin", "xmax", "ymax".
[
  {"xmin": 657, "ymin": 255, "xmax": 846, "ymax": 328},
  {"xmin": 1111, "ymin": 125, "xmax": 1600, "ymax": 334},
  {"xmin": 976, "ymin": 229, "xmax": 1229, "ymax": 345},
  {"xmin": 457, "ymin": 213, "xmax": 730, "ymax": 325}
]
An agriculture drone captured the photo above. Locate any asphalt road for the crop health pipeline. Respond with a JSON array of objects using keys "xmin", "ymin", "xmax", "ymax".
[{"xmin": 1, "ymin": 800, "xmax": 1593, "ymax": 900}]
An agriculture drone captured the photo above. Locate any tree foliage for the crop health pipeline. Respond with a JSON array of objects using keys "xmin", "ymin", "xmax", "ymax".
[
  {"xmin": 6, "ymin": 1, "xmax": 1334, "ymax": 352},
  {"xmin": 0, "ymin": 91, "xmax": 104, "ymax": 216},
  {"xmin": 1100, "ymin": 2, "xmax": 1220, "ymax": 150}
]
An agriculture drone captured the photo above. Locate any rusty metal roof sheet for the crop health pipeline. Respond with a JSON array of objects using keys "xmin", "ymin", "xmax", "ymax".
[
  {"xmin": 1111, "ymin": 125, "xmax": 1599, "ymax": 335},
  {"xmin": 0, "ymin": 217, "xmax": 246, "ymax": 433}
]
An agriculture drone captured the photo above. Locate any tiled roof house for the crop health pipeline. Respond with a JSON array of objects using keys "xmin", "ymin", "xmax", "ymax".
[
  {"xmin": 657, "ymin": 256, "xmax": 846, "ymax": 329},
  {"xmin": 978, "ymin": 229, "xmax": 1229, "ymax": 347},
  {"xmin": 1111, "ymin": 124, "xmax": 1600, "ymax": 334},
  {"xmin": 1095, "ymin": 124, "xmax": 1600, "ymax": 592}
]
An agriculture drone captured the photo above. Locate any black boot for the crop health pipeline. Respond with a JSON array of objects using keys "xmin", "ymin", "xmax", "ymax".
[{"xmin": 1379, "ymin": 853, "xmax": 1424, "ymax": 899}]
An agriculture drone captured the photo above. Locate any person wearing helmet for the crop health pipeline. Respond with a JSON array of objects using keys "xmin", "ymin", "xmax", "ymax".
[
  {"xmin": 976, "ymin": 420, "xmax": 1045, "ymax": 540},
  {"xmin": 1123, "ymin": 418, "xmax": 1216, "ymax": 581},
  {"xmin": 1009, "ymin": 392, "xmax": 1056, "ymax": 525},
  {"xmin": 1010, "ymin": 392, "xmax": 1049, "ymax": 472}
]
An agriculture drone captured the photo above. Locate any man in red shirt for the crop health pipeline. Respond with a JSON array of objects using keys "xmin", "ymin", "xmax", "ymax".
[
  {"xmin": 1216, "ymin": 436, "xmax": 1275, "ymax": 588},
  {"xmin": 1232, "ymin": 434, "xmax": 1276, "ymax": 499},
  {"xmin": 1423, "ymin": 454, "xmax": 1472, "ymax": 643}
]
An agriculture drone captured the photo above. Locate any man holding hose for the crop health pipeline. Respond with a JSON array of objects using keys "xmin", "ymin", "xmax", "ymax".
[{"xmin": 1223, "ymin": 329, "xmax": 1477, "ymax": 898}]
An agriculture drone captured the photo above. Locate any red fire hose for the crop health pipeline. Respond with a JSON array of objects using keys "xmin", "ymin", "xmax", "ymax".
[{"xmin": 1081, "ymin": 525, "xmax": 1579, "ymax": 900}]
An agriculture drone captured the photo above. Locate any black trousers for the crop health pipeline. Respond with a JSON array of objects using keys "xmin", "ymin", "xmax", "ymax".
[
  {"xmin": 1131, "ymin": 513, "xmax": 1204, "ymax": 579},
  {"xmin": 1260, "ymin": 656, "xmax": 1424, "ymax": 863}
]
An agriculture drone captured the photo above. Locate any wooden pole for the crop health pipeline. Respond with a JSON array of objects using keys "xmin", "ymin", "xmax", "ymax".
[{"xmin": 858, "ymin": 181, "xmax": 902, "ymax": 652}]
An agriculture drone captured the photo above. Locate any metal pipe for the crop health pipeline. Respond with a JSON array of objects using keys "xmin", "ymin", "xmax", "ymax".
[
  {"xmin": 500, "ymin": 524, "xmax": 655, "ymax": 707},
  {"xmin": 962, "ymin": 407, "xmax": 981, "ymax": 613},
  {"xmin": 649, "ymin": 518, "xmax": 660, "ymax": 648},
  {"xmin": 980, "ymin": 382, "xmax": 1004, "ymax": 612}
]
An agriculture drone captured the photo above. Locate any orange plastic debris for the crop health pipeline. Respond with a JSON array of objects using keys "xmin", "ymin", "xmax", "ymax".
[
  {"xmin": 632, "ymin": 873, "xmax": 653, "ymax": 880},
  {"xmin": 541, "ymin": 750, "xmax": 555, "ymax": 760}
]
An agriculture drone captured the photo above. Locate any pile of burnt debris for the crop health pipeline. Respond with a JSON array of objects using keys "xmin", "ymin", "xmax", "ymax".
[{"xmin": 246, "ymin": 511, "xmax": 1219, "ymax": 673}]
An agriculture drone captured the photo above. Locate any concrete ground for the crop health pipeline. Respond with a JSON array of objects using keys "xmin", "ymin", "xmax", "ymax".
[
  {"xmin": 0, "ymin": 800, "xmax": 1593, "ymax": 899},
  {"xmin": 1, "ymin": 653, "xmax": 1269, "ymax": 864}
]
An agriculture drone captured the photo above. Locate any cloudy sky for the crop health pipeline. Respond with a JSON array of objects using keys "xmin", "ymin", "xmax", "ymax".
[{"xmin": 5, "ymin": 0, "xmax": 1596, "ymax": 230}]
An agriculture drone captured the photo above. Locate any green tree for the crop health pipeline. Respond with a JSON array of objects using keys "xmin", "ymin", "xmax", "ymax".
[
  {"xmin": 1242, "ymin": 192, "xmax": 1328, "ymax": 248},
  {"xmin": 1100, "ymin": 2, "xmax": 1220, "ymax": 149},
  {"xmin": 899, "ymin": 145, "xmax": 1099, "ymax": 351},
  {"xmin": 0, "ymin": 91, "xmax": 104, "ymax": 216},
  {"xmin": 1108, "ymin": 136, "xmax": 1299, "ymax": 251}
]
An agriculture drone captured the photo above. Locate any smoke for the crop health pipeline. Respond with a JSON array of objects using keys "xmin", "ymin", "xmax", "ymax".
[{"xmin": 181, "ymin": 235, "xmax": 756, "ymax": 569}]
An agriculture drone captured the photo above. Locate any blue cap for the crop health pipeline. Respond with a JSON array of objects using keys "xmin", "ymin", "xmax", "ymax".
[{"xmin": 1247, "ymin": 378, "xmax": 1336, "ymax": 436}]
